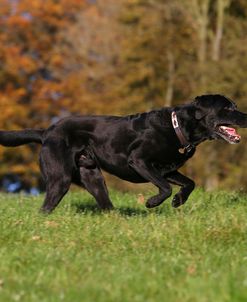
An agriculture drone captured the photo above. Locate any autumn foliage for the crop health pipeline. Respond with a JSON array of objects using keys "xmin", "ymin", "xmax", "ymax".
[{"xmin": 0, "ymin": 0, "xmax": 247, "ymax": 190}]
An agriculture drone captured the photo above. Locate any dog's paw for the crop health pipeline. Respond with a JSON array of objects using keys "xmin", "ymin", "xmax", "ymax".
[
  {"xmin": 39, "ymin": 207, "xmax": 53, "ymax": 215},
  {"xmin": 172, "ymin": 193, "xmax": 184, "ymax": 208},
  {"xmin": 146, "ymin": 196, "xmax": 163, "ymax": 208},
  {"xmin": 100, "ymin": 204, "xmax": 114, "ymax": 211}
]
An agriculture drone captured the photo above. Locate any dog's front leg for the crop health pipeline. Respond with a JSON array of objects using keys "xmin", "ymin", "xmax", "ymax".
[
  {"xmin": 128, "ymin": 153, "xmax": 172, "ymax": 208},
  {"xmin": 166, "ymin": 171, "xmax": 195, "ymax": 208}
]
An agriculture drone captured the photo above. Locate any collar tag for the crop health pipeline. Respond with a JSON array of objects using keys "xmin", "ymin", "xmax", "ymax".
[{"xmin": 179, "ymin": 148, "xmax": 186, "ymax": 154}]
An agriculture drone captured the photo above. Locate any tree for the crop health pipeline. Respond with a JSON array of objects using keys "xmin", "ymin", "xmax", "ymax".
[
  {"xmin": 118, "ymin": 0, "xmax": 196, "ymax": 112},
  {"xmin": 0, "ymin": 0, "xmax": 86, "ymax": 181},
  {"xmin": 53, "ymin": 0, "xmax": 125, "ymax": 115}
]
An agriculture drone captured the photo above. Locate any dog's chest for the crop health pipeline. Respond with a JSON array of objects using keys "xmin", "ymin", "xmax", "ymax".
[
  {"xmin": 154, "ymin": 159, "xmax": 185, "ymax": 175},
  {"xmin": 152, "ymin": 148, "xmax": 195, "ymax": 175}
]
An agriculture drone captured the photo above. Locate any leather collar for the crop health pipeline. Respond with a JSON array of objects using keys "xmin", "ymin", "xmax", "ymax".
[{"xmin": 171, "ymin": 111, "xmax": 194, "ymax": 154}]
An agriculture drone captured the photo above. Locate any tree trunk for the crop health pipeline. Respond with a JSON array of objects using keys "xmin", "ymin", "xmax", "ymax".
[
  {"xmin": 212, "ymin": 0, "xmax": 230, "ymax": 61},
  {"xmin": 191, "ymin": 0, "xmax": 210, "ymax": 90},
  {"xmin": 165, "ymin": 50, "xmax": 175, "ymax": 107},
  {"xmin": 191, "ymin": 0, "xmax": 210, "ymax": 63}
]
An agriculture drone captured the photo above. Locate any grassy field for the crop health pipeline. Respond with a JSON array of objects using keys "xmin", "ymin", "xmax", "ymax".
[{"xmin": 0, "ymin": 189, "xmax": 246, "ymax": 302}]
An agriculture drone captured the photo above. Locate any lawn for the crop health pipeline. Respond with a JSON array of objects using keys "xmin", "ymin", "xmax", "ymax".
[{"xmin": 0, "ymin": 189, "xmax": 246, "ymax": 302}]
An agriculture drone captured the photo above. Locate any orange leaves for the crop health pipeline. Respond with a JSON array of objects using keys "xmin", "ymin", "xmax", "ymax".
[
  {"xmin": 3, "ymin": 47, "xmax": 36, "ymax": 75},
  {"xmin": 19, "ymin": 56, "xmax": 37, "ymax": 73},
  {"xmin": 2, "ymin": 46, "xmax": 21, "ymax": 75},
  {"xmin": 50, "ymin": 53, "xmax": 64, "ymax": 67},
  {"xmin": 0, "ymin": 0, "xmax": 11, "ymax": 19},
  {"xmin": 0, "ymin": 88, "xmax": 27, "ymax": 126},
  {"xmin": 5, "ymin": 15, "xmax": 31, "ymax": 28},
  {"xmin": 17, "ymin": 0, "xmax": 86, "ymax": 30}
]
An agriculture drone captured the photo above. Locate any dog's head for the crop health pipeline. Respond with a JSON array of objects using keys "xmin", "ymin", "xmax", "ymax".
[
  {"xmin": 178, "ymin": 94, "xmax": 247, "ymax": 145},
  {"xmin": 192, "ymin": 94, "xmax": 247, "ymax": 144}
]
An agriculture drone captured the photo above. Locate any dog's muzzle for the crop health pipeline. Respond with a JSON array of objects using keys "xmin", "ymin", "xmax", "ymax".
[{"xmin": 215, "ymin": 125, "xmax": 241, "ymax": 144}]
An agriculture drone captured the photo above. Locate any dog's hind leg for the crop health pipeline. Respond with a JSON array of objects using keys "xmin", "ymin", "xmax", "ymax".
[
  {"xmin": 166, "ymin": 171, "xmax": 195, "ymax": 208},
  {"xmin": 79, "ymin": 164, "xmax": 113, "ymax": 210},
  {"xmin": 39, "ymin": 139, "xmax": 72, "ymax": 214}
]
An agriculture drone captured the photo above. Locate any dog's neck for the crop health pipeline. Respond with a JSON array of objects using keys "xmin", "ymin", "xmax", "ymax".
[{"xmin": 171, "ymin": 111, "xmax": 194, "ymax": 154}]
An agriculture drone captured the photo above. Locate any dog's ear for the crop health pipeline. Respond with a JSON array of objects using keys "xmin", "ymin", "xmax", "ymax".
[{"xmin": 193, "ymin": 96, "xmax": 207, "ymax": 120}]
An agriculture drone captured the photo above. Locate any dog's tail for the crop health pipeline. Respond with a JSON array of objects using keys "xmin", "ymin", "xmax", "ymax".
[{"xmin": 0, "ymin": 129, "xmax": 45, "ymax": 147}]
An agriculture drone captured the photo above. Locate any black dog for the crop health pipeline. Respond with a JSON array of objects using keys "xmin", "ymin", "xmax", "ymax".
[{"xmin": 0, "ymin": 94, "xmax": 247, "ymax": 213}]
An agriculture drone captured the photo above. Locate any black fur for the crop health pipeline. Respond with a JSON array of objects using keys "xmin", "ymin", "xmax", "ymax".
[{"xmin": 0, "ymin": 94, "xmax": 247, "ymax": 213}]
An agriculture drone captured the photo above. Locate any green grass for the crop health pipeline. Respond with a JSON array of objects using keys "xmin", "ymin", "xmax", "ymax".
[{"xmin": 0, "ymin": 189, "xmax": 247, "ymax": 302}]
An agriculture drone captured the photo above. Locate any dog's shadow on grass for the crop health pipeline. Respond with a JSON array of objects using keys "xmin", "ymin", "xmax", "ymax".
[{"xmin": 72, "ymin": 200, "xmax": 150, "ymax": 217}]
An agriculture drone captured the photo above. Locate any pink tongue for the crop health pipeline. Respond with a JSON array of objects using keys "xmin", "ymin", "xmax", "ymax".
[
  {"xmin": 225, "ymin": 127, "xmax": 241, "ymax": 138},
  {"xmin": 226, "ymin": 127, "xmax": 236, "ymax": 134}
]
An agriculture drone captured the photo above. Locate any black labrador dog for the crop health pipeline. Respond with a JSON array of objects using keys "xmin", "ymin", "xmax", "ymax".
[{"xmin": 0, "ymin": 94, "xmax": 247, "ymax": 213}]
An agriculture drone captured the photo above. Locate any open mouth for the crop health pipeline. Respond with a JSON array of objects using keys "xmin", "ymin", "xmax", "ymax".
[{"xmin": 216, "ymin": 125, "xmax": 241, "ymax": 144}]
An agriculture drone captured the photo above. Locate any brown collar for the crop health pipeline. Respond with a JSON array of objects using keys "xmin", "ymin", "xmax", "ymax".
[{"xmin": 171, "ymin": 111, "xmax": 194, "ymax": 154}]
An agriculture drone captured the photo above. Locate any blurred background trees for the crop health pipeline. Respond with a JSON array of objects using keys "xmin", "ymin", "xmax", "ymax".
[{"xmin": 0, "ymin": 0, "xmax": 247, "ymax": 191}]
